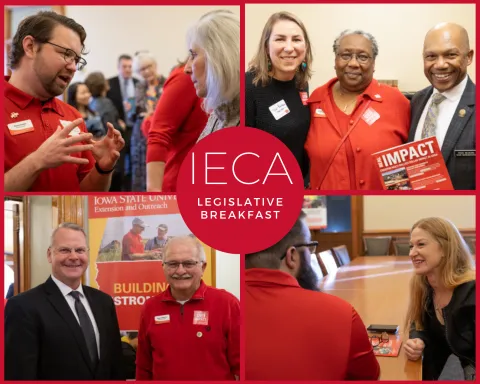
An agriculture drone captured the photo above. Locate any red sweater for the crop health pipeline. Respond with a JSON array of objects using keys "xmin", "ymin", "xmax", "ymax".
[
  {"xmin": 146, "ymin": 66, "xmax": 208, "ymax": 192},
  {"xmin": 246, "ymin": 269, "xmax": 380, "ymax": 380},
  {"xmin": 136, "ymin": 280, "xmax": 240, "ymax": 380}
]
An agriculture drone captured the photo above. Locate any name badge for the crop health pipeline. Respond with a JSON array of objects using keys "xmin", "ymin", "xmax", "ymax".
[
  {"xmin": 193, "ymin": 310, "xmax": 209, "ymax": 325},
  {"xmin": 60, "ymin": 120, "xmax": 81, "ymax": 136},
  {"xmin": 299, "ymin": 92, "xmax": 308, "ymax": 106},
  {"xmin": 269, "ymin": 99, "xmax": 290, "ymax": 120},
  {"xmin": 362, "ymin": 107, "xmax": 380, "ymax": 126},
  {"xmin": 154, "ymin": 314, "xmax": 170, "ymax": 324},
  {"xmin": 314, "ymin": 108, "xmax": 326, "ymax": 118},
  {"xmin": 7, "ymin": 119, "xmax": 34, "ymax": 136},
  {"xmin": 455, "ymin": 150, "xmax": 476, "ymax": 157}
]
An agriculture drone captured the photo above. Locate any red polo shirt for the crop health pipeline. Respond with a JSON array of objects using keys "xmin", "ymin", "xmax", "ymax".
[
  {"xmin": 136, "ymin": 280, "xmax": 240, "ymax": 380},
  {"xmin": 146, "ymin": 66, "xmax": 208, "ymax": 192},
  {"xmin": 246, "ymin": 269, "xmax": 380, "ymax": 380},
  {"xmin": 122, "ymin": 230, "xmax": 144, "ymax": 261},
  {"xmin": 4, "ymin": 78, "xmax": 95, "ymax": 192},
  {"xmin": 305, "ymin": 78, "xmax": 410, "ymax": 190}
]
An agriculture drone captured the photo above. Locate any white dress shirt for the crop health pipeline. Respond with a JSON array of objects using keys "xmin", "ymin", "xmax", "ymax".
[
  {"xmin": 414, "ymin": 75, "xmax": 469, "ymax": 148},
  {"xmin": 51, "ymin": 275, "xmax": 101, "ymax": 357}
]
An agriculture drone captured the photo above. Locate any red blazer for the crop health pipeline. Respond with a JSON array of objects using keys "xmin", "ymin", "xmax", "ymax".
[
  {"xmin": 246, "ymin": 269, "xmax": 380, "ymax": 380},
  {"xmin": 306, "ymin": 78, "xmax": 410, "ymax": 190},
  {"xmin": 146, "ymin": 66, "xmax": 208, "ymax": 192}
]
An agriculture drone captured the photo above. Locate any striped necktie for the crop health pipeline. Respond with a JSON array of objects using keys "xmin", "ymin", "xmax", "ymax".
[{"xmin": 421, "ymin": 93, "xmax": 447, "ymax": 139}]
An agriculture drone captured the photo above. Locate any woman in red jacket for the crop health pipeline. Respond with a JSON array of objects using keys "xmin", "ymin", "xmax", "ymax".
[
  {"xmin": 306, "ymin": 29, "xmax": 410, "ymax": 190},
  {"xmin": 146, "ymin": 61, "xmax": 208, "ymax": 192}
]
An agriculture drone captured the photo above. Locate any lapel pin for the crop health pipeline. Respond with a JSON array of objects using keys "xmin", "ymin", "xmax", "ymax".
[
  {"xmin": 197, "ymin": 332, "xmax": 203, "ymax": 338},
  {"xmin": 10, "ymin": 112, "xmax": 19, "ymax": 118},
  {"xmin": 459, "ymin": 109, "xmax": 466, "ymax": 117}
]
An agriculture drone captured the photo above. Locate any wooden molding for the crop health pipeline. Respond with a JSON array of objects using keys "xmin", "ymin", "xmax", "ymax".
[
  {"xmin": 363, "ymin": 228, "xmax": 476, "ymax": 236},
  {"xmin": 351, "ymin": 196, "xmax": 364, "ymax": 258},
  {"xmin": 22, "ymin": 197, "xmax": 31, "ymax": 291},
  {"xmin": 52, "ymin": 196, "xmax": 84, "ymax": 227},
  {"xmin": 211, "ymin": 249, "xmax": 216, "ymax": 287},
  {"xmin": 363, "ymin": 228, "xmax": 475, "ymax": 255}
]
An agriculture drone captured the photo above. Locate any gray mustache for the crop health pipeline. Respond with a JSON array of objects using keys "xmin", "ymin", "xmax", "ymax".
[{"xmin": 172, "ymin": 275, "xmax": 192, "ymax": 279}]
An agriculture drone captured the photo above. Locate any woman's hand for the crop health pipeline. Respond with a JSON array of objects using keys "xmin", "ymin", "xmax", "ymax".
[{"xmin": 404, "ymin": 338, "xmax": 425, "ymax": 361}]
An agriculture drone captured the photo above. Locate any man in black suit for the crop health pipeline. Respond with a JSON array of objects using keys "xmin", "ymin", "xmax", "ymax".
[
  {"xmin": 106, "ymin": 54, "xmax": 139, "ymax": 192},
  {"xmin": 4, "ymin": 223, "xmax": 125, "ymax": 380},
  {"xmin": 409, "ymin": 22, "xmax": 475, "ymax": 190}
]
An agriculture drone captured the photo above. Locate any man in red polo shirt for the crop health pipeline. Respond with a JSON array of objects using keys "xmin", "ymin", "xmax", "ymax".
[
  {"xmin": 245, "ymin": 211, "xmax": 380, "ymax": 380},
  {"xmin": 136, "ymin": 236, "xmax": 240, "ymax": 380},
  {"xmin": 121, "ymin": 218, "xmax": 161, "ymax": 261},
  {"xmin": 4, "ymin": 11, "xmax": 124, "ymax": 192}
]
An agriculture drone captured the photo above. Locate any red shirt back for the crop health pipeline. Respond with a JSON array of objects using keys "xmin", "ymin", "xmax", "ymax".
[{"xmin": 246, "ymin": 269, "xmax": 380, "ymax": 380}]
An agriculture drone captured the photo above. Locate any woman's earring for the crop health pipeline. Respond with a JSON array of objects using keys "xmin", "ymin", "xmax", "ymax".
[
  {"xmin": 301, "ymin": 61, "xmax": 307, "ymax": 71},
  {"xmin": 267, "ymin": 57, "xmax": 272, "ymax": 71}
]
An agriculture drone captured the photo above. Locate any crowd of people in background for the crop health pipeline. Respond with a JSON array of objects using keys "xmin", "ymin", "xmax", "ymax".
[{"xmin": 5, "ymin": 9, "xmax": 240, "ymax": 192}]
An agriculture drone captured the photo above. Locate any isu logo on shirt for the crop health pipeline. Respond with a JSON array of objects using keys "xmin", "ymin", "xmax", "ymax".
[{"xmin": 193, "ymin": 310, "xmax": 209, "ymax": 325}]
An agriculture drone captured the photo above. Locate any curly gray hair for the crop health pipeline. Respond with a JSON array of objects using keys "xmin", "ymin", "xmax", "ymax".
[{"xmin": 333, "ymin": 29, "xmax": 379, "ymax": 59}]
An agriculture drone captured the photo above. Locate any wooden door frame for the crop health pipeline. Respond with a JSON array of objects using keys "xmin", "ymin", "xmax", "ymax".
[
  {"xmin": 351, "ymin": 196, "xmax": 364, "ymax": 258},
  {"xmin": 5, "ymin": 196, "xmax": 31, "ymax": 293}
]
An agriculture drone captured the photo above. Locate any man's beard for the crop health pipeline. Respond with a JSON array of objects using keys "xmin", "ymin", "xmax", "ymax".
[{"xmin": 296, "ymin": 253, "xmax": 320, "ymax": 291}]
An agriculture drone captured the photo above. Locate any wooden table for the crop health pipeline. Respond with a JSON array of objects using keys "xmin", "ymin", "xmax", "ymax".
[{"xmin": 319, "ymin": 256, "xmax": 422, "ymax": 381}]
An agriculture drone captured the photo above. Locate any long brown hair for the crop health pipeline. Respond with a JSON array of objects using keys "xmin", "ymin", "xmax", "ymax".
[
  {"xmin": 405, "ymin": 217, "xmax": 475, "ymax": 332},
  {"xmin": 248, "ymin": 12, "xmax": 312, "ymax": 90}
]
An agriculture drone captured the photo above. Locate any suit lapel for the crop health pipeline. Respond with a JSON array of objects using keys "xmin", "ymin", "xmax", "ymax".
[
  {"xmin": 441, "ymin": 78, "xmax": 476, "ymax": 162},
  {"xmin": 409, "ymin": 87, "xmax": 433, "ymax": 142},
  {"xmin": 43, "ymin": 277, "xmax": 95, "ymax": 374}
]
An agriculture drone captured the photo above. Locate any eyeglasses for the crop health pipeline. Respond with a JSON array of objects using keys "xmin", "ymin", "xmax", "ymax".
[
  {"xmin": 44, "ymin": 41, "xmax": 87, "ymax": 71},
  {"xmin": 280, "ymin": 241, "xmax": 319, "ymax": 260},
  {"xmin": 369, "ymin": 332, "xmax": 390, "ymax": 347},
  {"xmin": 337, "ymin": 52, "xmax": 372, "ymax": 64},
  {"xmin": 163, "ymin": 261, "xmax": 203, "ymax": 270},
  {"xmin": 52, "ymin": 247, "xmax": 89, "ymax": 255}
]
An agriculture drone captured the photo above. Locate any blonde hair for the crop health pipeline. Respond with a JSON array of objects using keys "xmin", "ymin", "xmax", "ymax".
[
  {"xmin": 187, "ymin": 10, "xmax": 239, "ymax": 113},
  {"xmin": 405, "ymin": 217, "xmax": 475, "ymax": 332},
  {"xmin": 248, "ymin": 11, "xmax": 313, "ymax": 90}
]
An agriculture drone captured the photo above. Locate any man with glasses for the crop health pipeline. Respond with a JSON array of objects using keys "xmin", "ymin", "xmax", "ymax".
[
  {"xmin": 5, "ymin": 11, "xmax": 125, "ymax": 192},
  {"xmin": 408, "ymin": 22, "xmax": 475, "ymax": 190},
  {"xmin": 136, "ymin": 236, "xmax": 240, "ymax": 380},
  {"xmin": 4, "ymin": 223, "xmax": 125, "ymax": 380},
  {"xmin": 245, "ymin": 211, "xmax": 380, "ymax": 380}
]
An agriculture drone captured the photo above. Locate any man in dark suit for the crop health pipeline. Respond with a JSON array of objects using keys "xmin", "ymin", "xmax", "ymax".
[
  {"xmin": 106, "ymin": 54, "xmax": 139, "ymax": 192},
  {"xmin": 409, "ymin": 22, "xmax": 475, "ymax": 190},
  {"xmin": 4, "ymin": 223, "xmax": 125, "ymax": 380}
]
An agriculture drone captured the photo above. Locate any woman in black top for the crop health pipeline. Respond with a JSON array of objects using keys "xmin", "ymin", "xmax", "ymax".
[
  {"xmin": 67, "ymin": 82, "xmax": 105, "ymax": 138},
  {"xmin": 245, "ymin": 11, "xmax": 313, "ymax": 182},
  {"xmin": 406, "ymin": 217, "xmax": 475, "ymax": 380}
]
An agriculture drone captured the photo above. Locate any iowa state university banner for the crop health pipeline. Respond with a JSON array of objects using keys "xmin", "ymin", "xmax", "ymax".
[{"xmin": 87, "ymin": 195, "xmax": 214, "ymax": 331}]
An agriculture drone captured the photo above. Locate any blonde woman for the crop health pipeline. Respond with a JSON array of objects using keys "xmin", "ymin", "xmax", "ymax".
[{"xmin": 405, "ymin": 217, "xmax": 475, "ymax": 380}]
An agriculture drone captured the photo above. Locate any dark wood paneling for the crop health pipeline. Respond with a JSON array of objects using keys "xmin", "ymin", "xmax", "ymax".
[{"xmin": 310, "ymin": 231, "xmax": 353, "ymax": 260}]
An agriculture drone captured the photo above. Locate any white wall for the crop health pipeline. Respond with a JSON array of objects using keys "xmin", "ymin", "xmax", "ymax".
[
  {"xmin": 65, "ymin": 5, "xmax": 240, "ymax": 82},
  {"xmin": 29, "ymin": 196, "xmax": 53, "ymax": 288},
  {"xmin": 364, "ymin": 196, "xmax": 476, "ymax": 230},
  {"xmin": 215, "ymin": 252, "xmax": 240, "ymax": 299},
  {"xmin": 245, "ymin": 4, "xmax": 476, "ymax": 92}
]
